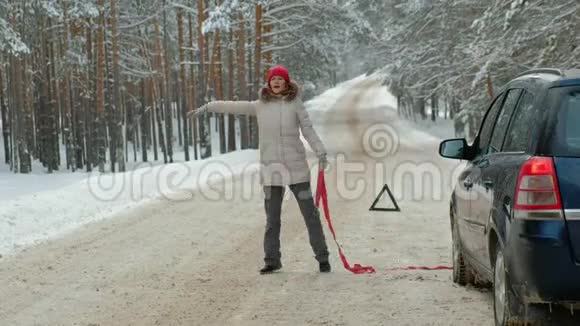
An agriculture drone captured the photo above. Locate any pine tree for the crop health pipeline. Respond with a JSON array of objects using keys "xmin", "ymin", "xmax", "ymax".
[
  {"xmin": 227, "ymin": 28, "xmax": 236, "ymax": 152},
  {"xmin": 236, "ymin": 12, "xmax": 249, "ymax": 150},
  {"xmin": 110, "ymin": 0, "xmax": 125, "ymax": 172},
  {"xmin": 251, "ymin": 4, "xmax": 262, "ymax": 149},
  {"xmin": 188, "ymin": 12, "xmax": 199, "ymax": 160},
  {"xmin": 177, "ymin": 8, "xmax": 190, "ymax": 161},
  {"xmin": 153, "ymin": 17, "xmax": 167, "ymax": 163},
  {"xmin": 212, "ymin": 30, "xmax": 227, "ymax": 154},
  {"xmin": 61, "ymin": 0, "xmax": 75, "ymax": 171},
  {"xmin": 95, "ymin": 0, "xmax": 107, "ymax": 172},
  {"xmin": 0, "ymin": 64, "xmax": 9, "ymax": 164},
  {"xmin": 197, "ymin": 0, "xmax": 211, "ymax": 159}
]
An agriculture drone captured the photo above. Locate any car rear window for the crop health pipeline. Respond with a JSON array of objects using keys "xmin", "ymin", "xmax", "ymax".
[{"xmin": 551, "ymin": 88, "xmax": 580, "ymax": 157}]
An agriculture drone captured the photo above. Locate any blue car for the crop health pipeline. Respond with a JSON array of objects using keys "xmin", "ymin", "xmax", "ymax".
[{"xmin": 439, "ymin": 69, "xmax": 580, "ymax": 325}]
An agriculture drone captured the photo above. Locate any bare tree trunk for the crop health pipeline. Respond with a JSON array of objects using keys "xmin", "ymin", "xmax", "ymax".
[
  {"xmin": 96, "ymin": 0, "xmax": 107, "ymax": 172},
  {"xmin": 253, "ymin": 8, "xmax": 262, "ymax": 89},
  {"xmin": 8, "ymin": 54, "xmax": 17, "ymax": 172},
  {"xmin": 212, "ymin": 31, "xmax": 226, "ymax": 154},
  {"xmin": 37, "ymin": 14, "xmax": 56, "ymax": 173},
  {"xmin": 62, "ymin": 0, "xmax": 76, "ymax": 171},
  {"xmin": 12, "ymin": 52, "xmax": 24, "ymax": 172},
  {"xmin": 251, "ymin": 4, "xmax": 262, "ymax": 149},
  {"xmin": 110, "ymin": 0, "xmax": 125, "ymax": 171},
  {"xmin": 140, "ymin": 79, "xmax": 148, "ymax": 162},
  {"xmin": 85, "ymin": 20, "xmax": 95, "ymax": 172},
  {"xmin": 163, "ymin": 0, "xmax": 174, "ymax": 163},
  {"xmin": 450, "ymin": 97, "xmax": 458, "ymax": 120},
  {"xmin": 9, "ymin": 54, "xmax": 18, "ymax": 172},
  {"xmin": 141, "ymin": 26, "xmax": 159, "ymax": 162},
  {"xmin": 136, "ymin": 34, "xmax": 149, "ymax": 163},
  {"xmin": 0, "ymin": 65, "xmax": 9, "ymax": 164},
  {"xmin": 248, "ymin": 45, "xmax": 257, "ymax": 149},
  {"xmin": 188, "ymin": 13, "xmax": 199, "ymax": 160},
  {"xmin": 236, "ymin": 13, "xmax": 249, "ymax": 150},
  {"xmin": 408, "ymin": 98, "xmax": 416, "ymax": 122},
  {"xmin": 208, "ymin": 31, "xmax": 216, "ymax": 98},
  {"xmin": 48, "ymin": 17, "xmax": 61, "ymax": 171},
  {"xmin": 154, "ymin": 17, "xmax": 168, "ymax": 163},
  {"xmin": 418, "ymin": 97, "xmax": 426, "ymax": 120},
  {"xmin": 73, "ymin": 50, "xmax": 85, "ymax": 170},
  {"xmin": 38, "ymin": 16, "xmax": 50, "ymax": 171},
  {"xmin": 6, "ymin": 5, "xmax": 19, "ymax": 172},
  {"xmin": 397, "ymin": 95, "xmax": 402, "ymax": 117},
  {"xmin": 197, "ymin": 0, "xmax": 211, "ymax": 158},
  {"xmin": 154, "ymin": 86, "xmax": 167, "ymax": 163},
  {"xmin": 431, "ymin": 93, "xmax": 438, "ymax": 122},
  {"xmin": 104, "ymin": 16, "xmax": 116, "ymax": 172},
  {"xmin": 45, "ymin": 16, "xmax": 61, "ymax": 171},
  {"xmin": 175, "ymin": 75, "xmax": 182, "ymax": 147},
  {"xmin": 22, "ymin": 54, "xmax": 33, "ymax": 173},
  {"xmin": 263, "ymin": 21, "xmax": 272, "ymax": 80},
  {"xmin": 125, "ymin": 89, "xmax": 136, "ymax": 163},
  {"xmin": 177, "ymin": 8, "xmax": 190, "ymax": 161},
  {"xmin": 227, "ymin": 28, "xmax": 236, "ymax": 152},
  {"xmin": 150, "ymin": 79, "xmax": 160, "ymax": 161}
]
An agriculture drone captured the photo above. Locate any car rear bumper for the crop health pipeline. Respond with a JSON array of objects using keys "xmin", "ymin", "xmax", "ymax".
[{"xmin": 507, "ymin": 220, "xmax": 580, "ymax": 303}]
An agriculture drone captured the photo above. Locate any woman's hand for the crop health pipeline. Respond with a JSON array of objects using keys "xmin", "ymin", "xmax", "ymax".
[{"xmin": 318, "ymin": 154, "xmax": 330, "ymax": 171}]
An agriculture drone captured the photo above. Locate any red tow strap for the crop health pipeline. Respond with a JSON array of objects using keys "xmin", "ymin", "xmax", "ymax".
[
  {"xmin": 384, "ymin": 266, "xmax": 453, "ymax": 271},
  {"xmin": 315, "ymin": 169, "xmax": 376, "ymax": 274},
  {"xmin": 314, "ymin": 169, "xmax": 452, "ymax": 274}
]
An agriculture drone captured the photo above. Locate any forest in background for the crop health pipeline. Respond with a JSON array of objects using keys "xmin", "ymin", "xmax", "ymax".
[
  {"xmin": 1, "ymin": 0, "xmax": 579, "ymax": 173},
  {"xmin": 372, "ymin": 0, "xmax": 580, "ymax": 140},
  {"xmin": 0, "ymin": 0, "xmax": 369, "ymax": 173}
]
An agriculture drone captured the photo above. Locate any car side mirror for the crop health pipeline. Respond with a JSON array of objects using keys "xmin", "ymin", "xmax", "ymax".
[{"xmin": 439, "ymin": 138, "xmax": 469, "ymax": 160}]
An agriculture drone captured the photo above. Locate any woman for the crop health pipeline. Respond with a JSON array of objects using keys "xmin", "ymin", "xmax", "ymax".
[{"xmin": 191, "ymin": 65, "xmax": 331, "ymax": 274}]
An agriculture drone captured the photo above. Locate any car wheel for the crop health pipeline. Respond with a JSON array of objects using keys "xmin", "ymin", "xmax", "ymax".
[
  {"xmin": 493, "ymin": 247, "xmax": 539, "ymax": 326},
  {"xmin": 494, "ymin": 248, "xmax": 511, "ymax": 325},
  {"xmin": 452, "ymin": 218, "xmax": 474, "ymax": 286}
]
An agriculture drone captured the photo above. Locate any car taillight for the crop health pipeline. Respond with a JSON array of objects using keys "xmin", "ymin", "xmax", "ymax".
[{"xmin": 513, "ymin": 157, "xmax": 563, "ymax": 219}]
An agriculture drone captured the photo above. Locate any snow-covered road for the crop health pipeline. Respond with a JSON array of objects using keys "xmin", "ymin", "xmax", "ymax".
[{"xmin": 0, "ymin": 77, "xmax": 494, "ymax": 325}]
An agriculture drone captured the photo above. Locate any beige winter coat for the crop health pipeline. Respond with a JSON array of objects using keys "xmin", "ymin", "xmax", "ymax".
[{"xmin": 204, "ymin": 81, "xmax": 326, "ymax": 186}]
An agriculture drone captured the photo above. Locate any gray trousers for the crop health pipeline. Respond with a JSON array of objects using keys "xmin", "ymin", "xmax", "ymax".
[{"xmin": 263, "ymin": 182, "xmax": 329, "ymax": 266}]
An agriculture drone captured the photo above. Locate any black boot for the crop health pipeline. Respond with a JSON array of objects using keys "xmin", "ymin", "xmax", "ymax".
[
  {"xmin": 319, "ymin": 262, "xmax": 331, "ymax": 273},
  {"xmin": 260, "ymin": 263, "xmax": 282, "ymax": 275}
]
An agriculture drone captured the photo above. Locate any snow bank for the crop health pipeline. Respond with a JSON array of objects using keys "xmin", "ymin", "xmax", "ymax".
[{"xmin": 0, "ymin": 150, "xmax": 259, "ymax": 255}]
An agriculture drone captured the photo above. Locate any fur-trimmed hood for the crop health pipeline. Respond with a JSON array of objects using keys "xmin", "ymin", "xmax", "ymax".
[{"xmin": 259, "ymin": 81, "xmax": 300, "ymax": 103}]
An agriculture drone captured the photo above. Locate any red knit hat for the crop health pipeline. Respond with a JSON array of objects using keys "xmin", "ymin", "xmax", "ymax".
[{"xmin": 267, "ymin": 65, "xmax": 290, "ymax": 87}]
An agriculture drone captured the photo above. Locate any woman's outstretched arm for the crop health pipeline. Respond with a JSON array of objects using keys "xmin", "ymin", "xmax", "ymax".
[{"xmin": 205, "ymin": 100, "xmax": 258, "ymax": 116}]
